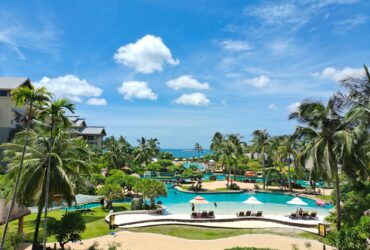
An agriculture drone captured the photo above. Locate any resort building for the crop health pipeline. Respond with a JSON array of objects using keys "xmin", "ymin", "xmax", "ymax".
[
  {"xmin": 67, "ymin": 116, "xmax": 106, "ymax": 147},
  {"xmin": 0, "ymin": 77, "xmax": 31, "ymax": 143}
]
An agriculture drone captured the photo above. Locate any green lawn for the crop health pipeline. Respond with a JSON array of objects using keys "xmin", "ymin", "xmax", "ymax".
[
  {"xmin": 0, "ymin": 203, "xmax": 130, "ymax": 243},
  {"xmin": 127, "ymin": 225, "xmax": 326, "ymax": 243}
]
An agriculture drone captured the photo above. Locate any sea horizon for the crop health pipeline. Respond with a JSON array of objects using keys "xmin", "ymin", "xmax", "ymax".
[{"xmin": 161, "ymin": 148, "xmax": 212, "ymax": 158}]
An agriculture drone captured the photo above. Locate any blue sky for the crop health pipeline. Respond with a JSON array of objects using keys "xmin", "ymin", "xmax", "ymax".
[{"xmin": 1, "ymin": 0, "xmax": 369, "ymax": 148}]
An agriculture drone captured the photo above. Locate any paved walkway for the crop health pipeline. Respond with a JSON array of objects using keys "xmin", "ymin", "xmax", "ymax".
[{"xmin": 35, "ymin": 231, "xmax": 334, "ymax": 250}]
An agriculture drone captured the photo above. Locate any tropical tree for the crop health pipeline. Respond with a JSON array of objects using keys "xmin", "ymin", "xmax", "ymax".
[
  {"xmin": 38, "ymin": 98, "xmax": 75, "ymax": 249},
  {"xmin": 277, "ymin": 135, "xmax": 299, "ymax": 191},
  {"xmin": 218, "ymin": 138, "xmax": 238, "ymax": 187},
  {"xmin": 0, "ymin": 85, "xmax": 50, "ymax": 249},
  {"xmin": 251, "ymin": 130, "xmax": 270, "ymax": 189},
  {"xmin": 289, "ymin": 96, "xmax": 361, "ymax": 230},
  {"xmin": 194, "ymin": 142, "xmax": 203, "ymax": 157},
  {"xmin": 1, "ymin": 126, "xmax": 92, "ymax": 249},
  {"xmin": 133, "ymin": 137, "xmax": 156, "ymax": 168},
  {"xmin": 134, "ymin": 179, "xmax": 167, "ymax": 208},
  {"xmin": 97, "ymin": 184, "xmax": 123, "ymax": 209},
  {"xmin": 147, "ymin": 138, "xmax": 160, "ymax": 156},
  {"xmin": 104, "ymin": 136, "xmax": 132, "ymax": 170}
]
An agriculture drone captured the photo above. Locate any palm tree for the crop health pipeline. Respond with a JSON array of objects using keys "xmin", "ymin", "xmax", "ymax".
[
  {"xmin": 147, "ymin": 138, "xmax": 160, "ymax": 157},
  {"xmin": 277, "ymin": 135, "xmax": 298, "ymax": 191},
  {"xmin": 210, "ymin": 132, "xmax": 224, "ymax": 170},
  {"xmin": 38, "ymin": 98, "xmax": 75, "ymax": 249},
  {"xmin": 218, "ymin": 137, "xmax": 238, "ymax": 187},
  {"xmin": 251, "ymin": 130, "xmax": 270, "ymax": 189},
  {"xmin": 289, "ymin": 96, "xmax": 358, "ymax": 231},
  {"xmin": 133, "ymin": 137, "xmax": 153, "ymax": 167},
  {"xmin": 227, "ymin": 133, "xmax": 244, "ymax": 180},
  {"xmin": 104, "ymin": 136, "xmax": 132, "ymax": 169},
  {"xmin": 0, "ymin": 85, "xmax": 50, "ymax": 249},
  {"xmin": 194, "ymin": 142, "xmax": 203, "ymax": 157}
]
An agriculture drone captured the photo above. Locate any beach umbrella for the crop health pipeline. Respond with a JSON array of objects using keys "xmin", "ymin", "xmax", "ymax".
[
  {"xmin": 243, "ymin": 196, "xmax": 263, "ymax": 210},
  {"xmin": 189, "ymin": 196, "xmax": 209, "ymax": 212},
  {"xmin": 287, "ymin": 197, "xmax": 308, "ymax": 206}
]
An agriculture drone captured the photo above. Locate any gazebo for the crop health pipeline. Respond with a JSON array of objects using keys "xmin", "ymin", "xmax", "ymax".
[
  {"xmin": 121, "ymin": 165, "xmax": 132, "ymax": 173},
  {"xmin": 0, "ymin": 199, "xmax": 31, "ymax": 234}
]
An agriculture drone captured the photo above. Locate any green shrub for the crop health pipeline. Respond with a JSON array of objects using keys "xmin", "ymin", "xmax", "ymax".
[
  {"xmin": 229, "ymin": 183, "xmax": 240, "ymax": 190},
  {"xmin": 131, "ymin": 197, "xmax": 143, "ymax": 210},
  {"xmin": 209, "ymin": 175, "xmax": 217, "ymax": 181},
  {"xmin": 47, "ymin": 212, "xmax": 86, "ymax": 250}
]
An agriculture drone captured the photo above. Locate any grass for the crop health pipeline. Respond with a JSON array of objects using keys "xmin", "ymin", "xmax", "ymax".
[
  {"xmin": 316, "ymin": 194, "xmax": 332, "ymax": 202},
  {"xmin": 0, "ymin": 203, "xmax": 130, "ymax": 243},
  {"xmin": 127, "ymin": 225, "xmax": 327, "ymax": 243}
]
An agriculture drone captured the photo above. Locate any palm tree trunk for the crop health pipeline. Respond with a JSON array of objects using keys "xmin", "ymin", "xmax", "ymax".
[
  {"xmin": 288, "ymin": 153, "xmax": 292, "ymax": 192},
  {"xmin": 32, "ymin": 170, "xmax": 47, "ymax": 250},
  {"xmin": 335, "ymin": 166, "xmax": 341, "ymax": 231},
  {"xmin": 262, "ymin": 156, "xmax": 266, "ymax": 189},
  {"xmin": 43, "ymin": 119, "xmax": 54, "ymax": 250},
  {"xmin": 0, "ymin": 102, "xmax": 33, "ymax": 250}
]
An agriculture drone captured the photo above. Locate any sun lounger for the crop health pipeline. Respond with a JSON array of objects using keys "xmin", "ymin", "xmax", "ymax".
[
  {"xmin": 208, "ymin": 211, "xmax": 215, "ymax": 218},
  {"xmin": 309, "ymin": 212, "xmax": 317, "ymax": 219},
  {"xmin": 302, "ymin": 212, "xmax": 309, "ymax": 219},
  {"xmin": 201, "ymin": 211, "xmax": 208, "ymax": 218},
  {"xmin": 237, "ymin": 211, "xmax": 245, "ymax": 217},
  {"xmin": 191, "ymin": 212, "xmax": 199, "ymax": 218},
  {"xmin": 289, "ymin": 213, "xmax": 297, "ymax": 219},
  {"xmin": 245, "ymin": 211, "xmax": 252, "ymax": 216},
  {"xmin": 253, "ymin": 211, "xmax": 263, "ymax": 217}
]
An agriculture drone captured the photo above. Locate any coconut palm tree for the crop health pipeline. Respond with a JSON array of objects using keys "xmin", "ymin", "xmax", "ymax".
[
  {"xmin": 0, "ymin": 85, "xmax": 50, "ymax": 249},
  {"xmin": 218, "ymin": 138, "xmax": 238, "ymax": 187},
  {"xmin": 194, "ymin": 142, "xmax": 203, "ymax": 157},
  {"xmin": 133, "ymin": 137, "xmax": 153, "ymax": 168},
  {"xmin": 288, "ymin": 96, "xmax": 359, "ymax": 231},
  {"xmin": 277, "ymin": 135, "xmax": 298, "ymax": 191},
  {"xmin": 251, "ymin": 130, "xmax": 270, "ymax": 189},
  {"xmin": 147, "ymin": 138, "xmax": 160, "ymax": 157},
  {"xmin": 38, "ymin": 98, "xmax": 75, "ymax": 249},
  {"xmin": 1, "ymin": 126, "xmax": 91, "ymax": 249},
  {"xmin": 210, "ymin": 132, "xmax": 224, "ymax": 169},
  {"xmin": 227, "ymin": 133, "xmax": 244, "ymax": 180},
  {"xmin": 104, "ymin": 136, "xmax": 132, "ymax": 169}
]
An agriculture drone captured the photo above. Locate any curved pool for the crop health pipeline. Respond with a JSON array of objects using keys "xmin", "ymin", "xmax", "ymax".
[{"xmin": 157, "ymin": 185, "xmax": 333, "ymax": 216}]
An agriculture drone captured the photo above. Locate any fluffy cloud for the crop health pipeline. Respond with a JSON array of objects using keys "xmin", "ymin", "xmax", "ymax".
[
  {"xmin": 287, "ymin": 102, "xmax": 301, "ymax": 112},
  {"xmin": 220, "ymin": 40, "xmax": 251, "ymax": 51},
  {"xmin": 86, "ymin": 98, "xmax": 107, "ymax": 105},
  {"xmin": 313, "ymin": 67, "xmax": 362, "ymax": 82},
  {"xmin": 114, "ymin": 35, "xmax": 179, "ymax": 74},
  {"xmin": 244, "ymin": 75, "xmax": 270, "ymax": 88},
  {"xmin": 167, "ymin": 75, "xmax": 209, "ymax": 90},
  {"xmin": 173, "ymin": 93, "xmax": 210, "ymax": 107},
  {"xmin": 35, "ymin": 74, "xmax": 102, "ymax": 102},
  {"xmin": 268, "ymin": 103, "xmax": 279, "ymax": 110},
  {"xmin": 117, "ymin": 81, "xmax": 157, "ymax": 100}
]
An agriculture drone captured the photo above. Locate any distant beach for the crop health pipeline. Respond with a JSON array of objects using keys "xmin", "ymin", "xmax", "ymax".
[{"xmin": 161, "ymin": 149, "xmax": 212, "ymax": 158}]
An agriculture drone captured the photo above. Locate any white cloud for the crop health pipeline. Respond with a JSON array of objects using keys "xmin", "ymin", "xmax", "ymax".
[
  {"xmin": 287, "ymin": 102, "xmax": 301, "ymax": 112},
  {"xmin": 167, "ymin": 75, "xmax": 209, "ymax": 90},
  {"xmin": 220, "ymin": 40, "xmax": 251, "ymax": 51},
  {"xmin": 173, "ymin": 93, "xmax": 210, "ymax": 107},
  {"xmin": 35, "ymin": 74, "xmax": 102, "ymax": 102},
  {"xmin": 313, "ymin": 67, "xmax": 362, "ymax": 82},
  {"xmin": 268, "ymin": 103, "xmax": 279, "ymax": 110},
  {"xmin": 117, "ymin": 81, "xmax": 157, "ymax": 100},
  {"xmin": 114, "ymin": 35, "xmax": 179, "ymax": 74},
  {"xmin": 86, "ymin": 98, "xmax": 107, "ymax": 106},
  {"xmin": 244, "ymin": 75, "xmax": 270, "ymax": 88}
]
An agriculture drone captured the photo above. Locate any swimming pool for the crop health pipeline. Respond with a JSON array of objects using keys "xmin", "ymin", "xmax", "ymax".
[
  {"xmin": 157, "ymin": 185, "xmax": 333, "ymax": 216},
  {"xmin": 183, "ymin": 162, "xmax": 206, "ymax": 171}
]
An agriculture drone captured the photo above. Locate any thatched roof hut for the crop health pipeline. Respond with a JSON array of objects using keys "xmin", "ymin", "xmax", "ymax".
[{"xmin": 0, "ymin": 199, "xmax": 31, "ymax": 234}]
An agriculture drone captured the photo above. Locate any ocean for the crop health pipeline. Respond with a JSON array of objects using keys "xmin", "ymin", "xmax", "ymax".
[{"xmin": 161, "ymin": 149, "xmax": 212, "ymax": 158}]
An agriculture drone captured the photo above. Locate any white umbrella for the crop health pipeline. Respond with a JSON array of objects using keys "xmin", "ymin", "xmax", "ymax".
[
  {"xmin": 189, "ymin": 196, "xmax": 209, "ymax": 212},
  {"xmin": 243, "ymin": 196, "xmax": 262, "ymax": 210},
  {"xmin": 287, "ymin": 197, "xmax": 308, "ymax": 206}
]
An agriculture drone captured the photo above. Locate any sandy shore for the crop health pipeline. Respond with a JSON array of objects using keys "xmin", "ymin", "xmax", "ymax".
[{"xmin": 23, "ymin": 231, "xmax": 334, "ymax": 250}]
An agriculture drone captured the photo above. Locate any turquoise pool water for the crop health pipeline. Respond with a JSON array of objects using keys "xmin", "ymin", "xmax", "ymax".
[
  {"xmin": 183, "ymin": 162, "xmax": 206, "ymax": 171},
  {"xmin": 157, "ymin": 185, "xmax": 333, "ymax": 216}
]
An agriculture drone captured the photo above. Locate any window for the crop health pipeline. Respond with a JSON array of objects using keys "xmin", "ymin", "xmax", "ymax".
[
  {"xmin": 86, "ymin": 135, "xmax": 95, "ymax": 140},
  {"xmin": 0, "ymin": 90, "xmax": 9, "ymax": 96}
]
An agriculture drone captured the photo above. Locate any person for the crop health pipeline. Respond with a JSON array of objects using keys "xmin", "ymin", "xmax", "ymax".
[
  {"xmin": 100, "ymin": 198, "xmax": 105, "ymax": 208},
  {"xmin": 191, "ymin": 203, "xmax": 195, "ymax": 212},
  {"xmin": 214, "ymin": 202, "xmax": 217, "ymax": 208}
]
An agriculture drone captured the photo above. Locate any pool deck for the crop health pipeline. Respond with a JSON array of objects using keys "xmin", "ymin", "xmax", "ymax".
[{"xmin": 108, "ymin": 213, "xmax": 325, "ymax": 233}]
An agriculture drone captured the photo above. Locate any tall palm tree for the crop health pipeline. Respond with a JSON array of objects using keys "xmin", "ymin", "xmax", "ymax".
[
  {"xmin": 289, "ymin": 96, "xmax": 358, "ymax": 231},
  {"xmin": 251, "ymin": 130, "xmax": 270, "ymax": 189},
  {"xmin": 210, "ymin": 132, "xmax": 224, "ymax": 169},
  {"xmin": 38, "ymin": 98, "xmax": 75, "ymax": 250},
  {"xmin": 0, "ymin": 85, "xmax": 50, "ymax": 249},
  {"xmin": 104, "ymin": 136, "xmax": 132, "ymax": 169},
  {"xmin": 147, "ymin": 138, "xmax": 160, "ymax": 157},
  {"xmin": 194, "ymin": 142, "xmax": 203, "ymax": 157},
  {"xmin": 133, "ymin": 137, "xmax": 153, "ymax": 167},
  {"xmin": 227, "ymin": 133, "xmax": 244, "ymax": 180},
  {"xmin": 218, "ymin": 138, "xmax": 238, "ymax": 187},
  {"xmin": 277, "ymin": 135, "xmax": 298, "ymax": 191}
]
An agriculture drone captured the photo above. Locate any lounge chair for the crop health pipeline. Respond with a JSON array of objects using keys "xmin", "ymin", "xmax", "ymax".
[
  {"xmin": 289, "ymin": 213, "xmax": 297, "ymax": 219},
  {"xmin": 208, "ymin": 211, "xmax": 215, "ymax": 218},
  {"xmin": 191, "ymin": 212, "xmax": 198, "ymax": 218},
  {"xmin": 237, "ymin": 211, "xmax": 245, "ymax": 217},
  {"xmin": 253, "ymin": 211, "xmax": 263, "ymax": 217},
  {"xmin": 309, "ymin": 212, "xmax": 317, "ymax": 219},
  {"xmin": 245, "ymin": 211, "xmax": 252, "ymax": 216},
  {"xmin": 201, "ymin": 211, "xmax": 208, "ymax": 218},
  {"xmin": 302, "ymin": 212, "xmax": 309, "ymax": 219}
]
